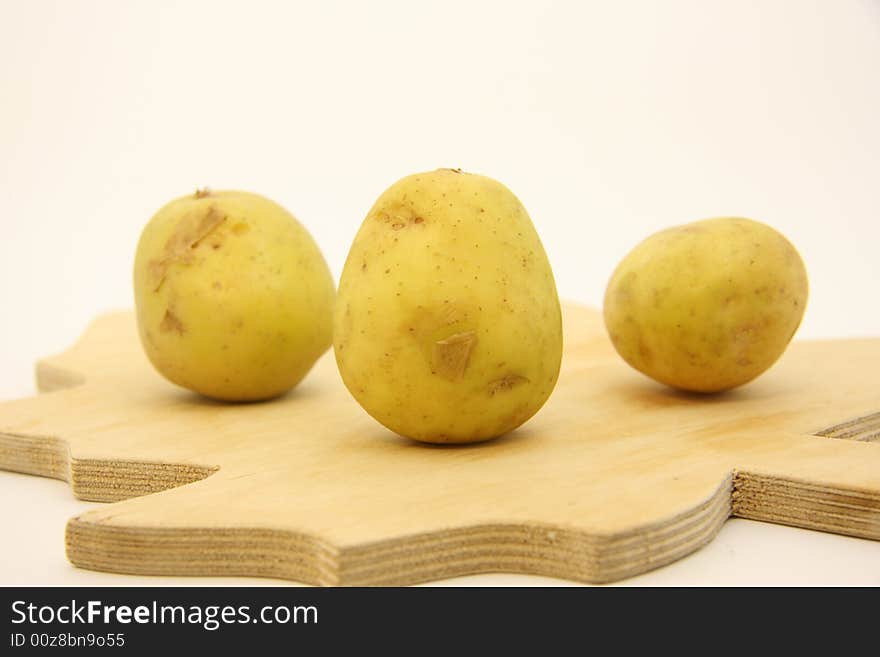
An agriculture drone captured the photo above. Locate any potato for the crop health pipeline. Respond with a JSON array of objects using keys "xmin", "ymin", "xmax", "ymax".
[
  {"xmin": 604, "ymin": 217, "xmax": 808, "ymax": 392},
  {"xmin": 133, "ymin": 189, "xmax": 334, "ymax": 401},
  {"xmin": 334, "ymin": 169, "xmax": 563, "ymax": 443}
]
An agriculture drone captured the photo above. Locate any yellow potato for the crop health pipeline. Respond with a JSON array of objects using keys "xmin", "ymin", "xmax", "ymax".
[
  {"xmin": 133, "ymin": 189, "xmax": 334, "ymax": 401},
  {"xmin": 604, "ymin": 217, "xmax": 808, "ymax": 392},
  {"xmin": 334, "ymin": 169, "xmax": 563, "ymax": 443}
]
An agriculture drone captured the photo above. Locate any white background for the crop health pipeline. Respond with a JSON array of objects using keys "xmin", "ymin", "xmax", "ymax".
[{"xmin": 1, "ymin": 0, "xmax": 878, "ymax": 585}]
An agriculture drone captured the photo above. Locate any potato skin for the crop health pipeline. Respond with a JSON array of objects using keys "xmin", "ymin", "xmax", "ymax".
[
  {"xmin": 334, "ymin": 169, "xmax": 562, "ymax": 443},
  {"xmin": 133, "ymin": 190, "xmax": 334, "ymax": 401},
  {"xmin": 604, "ymin": 217, "xmax": 808, "ymax": 393}
]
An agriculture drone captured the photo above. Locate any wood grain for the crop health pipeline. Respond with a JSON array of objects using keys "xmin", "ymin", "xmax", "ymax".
[{"xmin": 1, "ymin": 303, "xmax": 878, "ymax": 585}]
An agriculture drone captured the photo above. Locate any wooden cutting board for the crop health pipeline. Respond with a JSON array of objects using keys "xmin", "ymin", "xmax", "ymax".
[{"xmin": 1, "ymin": 303, "xmax": 878, "ymax": 585}]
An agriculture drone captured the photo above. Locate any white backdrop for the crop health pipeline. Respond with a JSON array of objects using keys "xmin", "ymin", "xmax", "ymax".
[{"xmin": 1, "ymin": 0, "xmax": 879, "ymax": 585}]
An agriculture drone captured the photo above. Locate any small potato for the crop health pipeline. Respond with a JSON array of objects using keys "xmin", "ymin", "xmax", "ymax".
[
  {"xmin": 604, "ymin": 217, "xmax": 808, "ymax": 392},
  {"xmin": 133, "ymin": 190, "xmax": 334, "ymax": 401},
  {"xmin": 334, "ymin": 169, "xmax": 563, "ymax": 443}
]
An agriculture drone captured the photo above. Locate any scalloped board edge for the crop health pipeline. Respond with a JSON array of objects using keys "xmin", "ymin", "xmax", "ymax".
[{"xmin": 3, "ymin": 429, "xmax": 878, "ymax": 584}]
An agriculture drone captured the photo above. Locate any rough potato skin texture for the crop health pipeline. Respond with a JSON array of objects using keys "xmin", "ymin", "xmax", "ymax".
[
  {"xmin": 604, "ymin": 217, "xmax": 808, "ymax": 393},
  {"xmin": 334, "ymin": 169, "xmax": 563, "ymax": 443},
  {"xmin": 133, "ymin": 190, "xmax": 335, "ymax": 401}
]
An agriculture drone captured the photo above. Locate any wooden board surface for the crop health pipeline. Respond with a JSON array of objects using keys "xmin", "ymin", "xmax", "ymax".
[{"xmin": 1, "ymin": 303, "xmax": 879, "ymax": 585}]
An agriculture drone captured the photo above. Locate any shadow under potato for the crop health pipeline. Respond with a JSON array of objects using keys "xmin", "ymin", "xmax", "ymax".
[
  {"xmin": 602, "ymin": 375, "xmax": 780, "ymax": 412},
  {"xmin": 166, "ymin": 377, "xmax": 325, "ymax": 408}
]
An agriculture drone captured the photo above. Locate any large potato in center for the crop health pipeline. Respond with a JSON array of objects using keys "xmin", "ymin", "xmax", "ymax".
[{"xmin": 334, "ymin": 169, "xmax": 562, "ymax": 443}]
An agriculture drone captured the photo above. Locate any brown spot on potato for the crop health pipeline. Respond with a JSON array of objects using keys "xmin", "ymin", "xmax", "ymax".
[
  {"xmin": 488, "ymin": 374, "xmax": 529, "ymax": 396},
  {"xmin": 148, "ymin": 205, "xmax": 227, "ymax": 291},
  {"xmin": 374, "ymin": 203, "xmax": 426, "ymax": 230},
  {"xmin": 734, "ymin": 325, "xmax": 757, "ymax": 344},
  {"xmin": 160, "ymin": 309, "xmax": 185, "ymax": 335},
  {"xmin": 432, "ymin": 331, "xmax": 477, "ymax": 381},
  {"xmin": 194, "ymin": 188, "xmax": 212, "ymax": 199}
]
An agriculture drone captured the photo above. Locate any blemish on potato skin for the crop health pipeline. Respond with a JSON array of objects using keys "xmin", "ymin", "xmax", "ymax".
[
  {"xmin": 148, "ymin": 205, "xmax": 227, "ymax": 291},
  {"xmin": 487, "ymin": 374, "xmax": 530, "ymax": 396},
  {"xmin": 373, "ymin": 203, "xmax": 429, "ymax": 230},
  {"xmin": 160, "ymin": 309, "xmax": 185, "ymax": 335},
  {"xmin": 734, "ymin": 325, "xmax": 758, "ymax": 344},
  {"xmin": 432, "ymin": 331, "xmax": 477, "ymax": 381}
]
